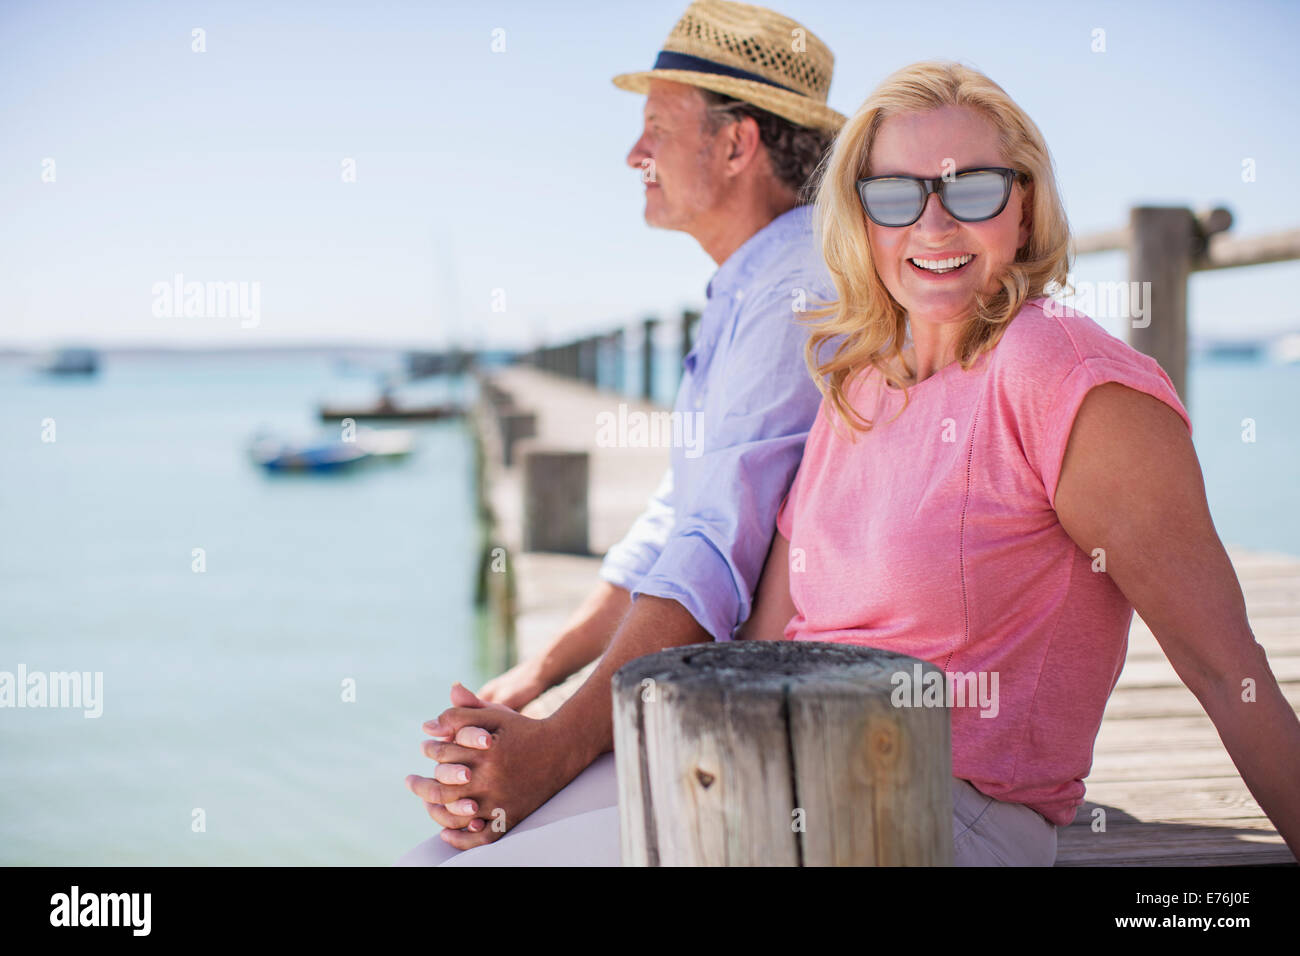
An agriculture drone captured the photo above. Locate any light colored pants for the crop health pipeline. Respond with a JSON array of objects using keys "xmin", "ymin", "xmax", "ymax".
[{"xmin": 394, "ymin": 752, "xmax": 1058, "ymax": 866}]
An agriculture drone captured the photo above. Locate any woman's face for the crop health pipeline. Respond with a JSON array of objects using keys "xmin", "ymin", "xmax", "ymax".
[{"xmin": 864, "ymin": 105, "xmax": 1031, "ymax": 329}]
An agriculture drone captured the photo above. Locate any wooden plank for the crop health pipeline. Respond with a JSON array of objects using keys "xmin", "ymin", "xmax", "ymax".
[
  {"xmin": 1076, "ymin": 777, "xmax": 1265, "ymax": 822},
  {"xmin": 1116, "ymin": 654, "xmax": 1300, "ymax": 686},
  {"xmin": 1087, "ymin": 752, "xmax": 1243, "ymax": 783},
  {"xmin": 1200, "ymin": 227, "xmax": 1300, "ymax": 272},
  {"xmin": 1099, "ymin": 681, "xmax": 1300, "ymax": 719},
  {"xmin": 1057, "ymin": 819, "xmax": 1292, "ymax": 866}
]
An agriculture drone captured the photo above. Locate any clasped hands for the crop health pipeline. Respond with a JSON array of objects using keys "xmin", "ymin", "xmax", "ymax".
[{"xmin": 404, "ymin": 681, "xmax": 567, "ymax": 851}]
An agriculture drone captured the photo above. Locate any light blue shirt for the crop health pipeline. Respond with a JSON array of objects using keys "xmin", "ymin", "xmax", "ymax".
[{"xmin": 597, "ymin": 204, "xmax": 834, "ymax": 641}]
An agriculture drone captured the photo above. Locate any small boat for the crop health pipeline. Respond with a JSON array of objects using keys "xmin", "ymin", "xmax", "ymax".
[
  {"xmin": 356, "ymin": 427, "xmax": 415, "ymax": 458},
  {"xmin": 39, "ymin": 347, "xmax": 99, "ymax": 375},
  {"xmin": 1269, "ymin": 332, "xmax": 1300, "ymax": 365},
  {"xmin": 318, "ymin": 395, "xmax": 462, "ymax": 422},
  {"xmin": 249, "ymin": 436, "xmax": 371, "ymax": 473}
]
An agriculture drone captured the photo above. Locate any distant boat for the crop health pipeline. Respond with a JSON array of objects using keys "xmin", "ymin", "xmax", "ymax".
[
  {"xmin": 248, "ymin": 427, "xmax": 416, "ymax": 472},
  {"xmin": 318, "ymin": 395, "xmax": 462, "ymax": 422},
  {"xmin": 356, "ymin": 427, "xmax": 416, "ymax": 458},
  {"xmin": 39, "ymin": 347, "xmax": 98, "ymax": 375},
  {"xmin": 1269, "ymin": 333, "xmax": 1300, "ymax": 365},
  {"xmin": 249, "ymin": 436, "xmax": 371, "ymax": 473},
  {"xmin": 405, "ymin": 349, "xmax": 472, "ymax": 379},
  {"xmin": 1198, "ymin": 339, "xmax": 1263, "ymax": 361}
]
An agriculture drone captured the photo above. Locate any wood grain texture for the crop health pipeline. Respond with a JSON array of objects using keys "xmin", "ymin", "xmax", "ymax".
[{"xmin": 612, "ymin": 642, "xmax": 952, "ymax": 866}]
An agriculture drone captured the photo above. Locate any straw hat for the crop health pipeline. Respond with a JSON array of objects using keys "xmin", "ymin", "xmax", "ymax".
[{"xmin": 612, "ymin": 0, "xmax": 845, "ymax": 131}]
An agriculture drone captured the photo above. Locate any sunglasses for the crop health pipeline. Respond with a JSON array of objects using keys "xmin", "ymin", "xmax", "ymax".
[{"xmin": 856, "ymin": 167, "xmax": 1025, "ymax": 227}]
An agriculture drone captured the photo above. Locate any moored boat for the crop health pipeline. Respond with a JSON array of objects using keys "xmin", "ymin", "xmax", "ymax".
[
  {"xmin": 317, "ymin": 396, "xmax": 462, "ymax": 422},
  {"xmin": 249, "ymin": 437, "xmax": 371, "ymax": 472}
]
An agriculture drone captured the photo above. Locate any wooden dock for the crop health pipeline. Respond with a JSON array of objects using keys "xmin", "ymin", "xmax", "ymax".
[{"xmin": 477, "ymin": 365, "xmax": 1298, "ymax": 866}]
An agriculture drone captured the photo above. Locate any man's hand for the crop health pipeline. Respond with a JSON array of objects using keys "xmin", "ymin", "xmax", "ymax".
[
  {"xmin": 404, "ymin": 682, "xmax": 578, "ymax": 851},
  {"xmin": 477, "ymin": 658, "xmax": 550, "ymax": 711}
]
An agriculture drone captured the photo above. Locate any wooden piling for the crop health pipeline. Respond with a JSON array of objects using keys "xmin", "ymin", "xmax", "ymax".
[
  {"xmin": 497, "ymin": 409, "xmax": 536, "ymax": 468},
  {"xmin": 611, "ymin": 641, "xmax": 954, "ymax": 866},
  {"xmin": 1128, "ymin": 206, "xmax": 1197, "ymax": 403},
  {"xmin": 641, "ymin": 317, "xmax": 657, "ymax": 402},
  {"xmin": 680, "ymin": 309, "xmax": 700, "ymax": 365},
  {"xmin": 522, "ymin": 447, "xmax": 589, "ymax": 555}
]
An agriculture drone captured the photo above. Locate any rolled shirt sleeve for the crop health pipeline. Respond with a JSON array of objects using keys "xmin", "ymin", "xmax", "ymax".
[
  {"xmin": 597, "ymin": 466, "xmax": 676, "ymax": 592},
  {"xmin": 631, "ymin": 279, "xmax": 827, "ymax": 642}
]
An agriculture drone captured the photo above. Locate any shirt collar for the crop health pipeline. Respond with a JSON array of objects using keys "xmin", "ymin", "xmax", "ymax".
[{"xmin": 705, "ymin": 204, "xmax": 813, "ymax": 300}]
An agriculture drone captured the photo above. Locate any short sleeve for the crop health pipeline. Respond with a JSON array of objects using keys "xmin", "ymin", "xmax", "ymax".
[{"xmin": 1038, "ymin": 354, "xmax": 1192, "ymax": 509}]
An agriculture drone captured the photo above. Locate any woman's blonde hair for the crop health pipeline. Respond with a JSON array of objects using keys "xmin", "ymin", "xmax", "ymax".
[{"xmin": 804, "ymin": 60, "xmax": 1072, "ymax": 436}]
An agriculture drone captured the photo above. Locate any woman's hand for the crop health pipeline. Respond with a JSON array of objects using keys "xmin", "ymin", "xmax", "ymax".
[
  {"xmin": 407, "ymin": 682, "xmax": 515, "ymax": 834},
  {"xmin": 407, "ymin": 682, "xmax": 579, "ymax": 851},
  {"xmin": 477, "ymin": 658, "xmax": 550, "ymax": 711}
]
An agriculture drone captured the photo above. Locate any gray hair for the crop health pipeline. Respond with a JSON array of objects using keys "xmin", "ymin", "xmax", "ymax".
[{"xmin": 697, "ymin": 89, "xmax": 836, "ymax": 204}]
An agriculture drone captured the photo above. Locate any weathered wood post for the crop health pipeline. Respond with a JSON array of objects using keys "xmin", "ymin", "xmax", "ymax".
[
  {"xmin": 612, "ymin": 641, "xmax": 953, "ymax": 866},
  {"xmin": 641, "ymin": 317, "xmax": 657, "ymax": 402},
  {"xmin": 1128, "ymin": 206, "xmax": 1197, "ymax": 403},
  {"xmin": 610, "ymin": 327, "xmax": 626, "ymax": 395},
  {"xmin": 578, "ymin": 336, "xmax": 598, "ymax": 386},
  {"xmin": 680, "ymin": 309, "xmax": 700, "ymax": 365},
  {"xmin": 497, "ymin": 409, "xmax": 536, "ymax": 468},
  {"xmin": 522, "ymin": 447, "xmax": 589, "ymax": 554}
]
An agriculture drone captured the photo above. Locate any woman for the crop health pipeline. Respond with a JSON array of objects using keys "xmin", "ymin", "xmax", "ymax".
[{"xmin": 736, "ymin": 60, "xmax": 1300, "ymax": 864}]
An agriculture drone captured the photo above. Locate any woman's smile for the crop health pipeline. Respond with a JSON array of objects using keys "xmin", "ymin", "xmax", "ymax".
[{"xmin": 907, "ymin": 252, "xmax": 976, "ymax": 277}]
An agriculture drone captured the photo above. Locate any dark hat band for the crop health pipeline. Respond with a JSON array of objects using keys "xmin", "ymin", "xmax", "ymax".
[{"xmin": 650, "ymin": 50, "xmax": 799, "ymax": 95}]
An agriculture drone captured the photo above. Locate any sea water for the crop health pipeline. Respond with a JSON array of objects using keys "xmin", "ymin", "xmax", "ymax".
[{"xmin": 0, "ymin": 354, "xmax": 481, "ymax": 864}]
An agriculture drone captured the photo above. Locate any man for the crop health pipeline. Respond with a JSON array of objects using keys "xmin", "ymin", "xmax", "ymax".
[{"xmin": 398, "ymin": 0, "xmax": 844, "ymax": 865}]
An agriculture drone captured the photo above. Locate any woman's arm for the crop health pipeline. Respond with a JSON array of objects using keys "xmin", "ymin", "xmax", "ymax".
[
  {"xmin": 1054, "ymin": 382, "xmax": 1300, "ymax": 859},
  {"xmin": 736, "ymin": 530, "xmax": 797, "ymax": 641}
]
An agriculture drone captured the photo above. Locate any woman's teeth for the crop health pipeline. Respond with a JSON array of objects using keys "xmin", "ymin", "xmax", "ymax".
[{"xmin": 910, "ymin": 254, "xmax": 974, "ymax": 274}]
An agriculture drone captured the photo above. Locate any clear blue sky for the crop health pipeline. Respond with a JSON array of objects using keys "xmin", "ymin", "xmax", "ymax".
[{"xmin": 1, "ymin": 0, "xmax": 1297, "ymax": 350}]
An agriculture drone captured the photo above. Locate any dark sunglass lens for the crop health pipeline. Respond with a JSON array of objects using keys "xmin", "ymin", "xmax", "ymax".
[
  {"xmin": 862, "ymin": 178, "xmax": 924, "ymax": 225},
  {"xmin": 944, "ymin": 170, "xmax": 1009, "ymax": 221}
]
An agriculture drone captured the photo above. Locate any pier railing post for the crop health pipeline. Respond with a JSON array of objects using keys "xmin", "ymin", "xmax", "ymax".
[
  {"xmin": 611, "ymin": 327, "xmax": 626, "ymax": 395},
  {"xmin": 612, "ymin": 641, "xmax": 954, "ymax": 866},
  {"xmin": 641, "ymin": 317, "xmax": 657, "ymax": 403},
  {"xmin": 1128, "ymin": 206, "xmax": 1196, "ymax": 403},
  {"xmin": 680, "ymin": 309, "xmax": 699, "ymax": 364},
  {"xmin": 578, "ymin": 336, "xmax": 598, "ymax": 386},
  {"xmin": 522, "ymin": 448, "xmax": 589, "ymax": 554},
  {"xmin": 497, "ymin": 409, "xmax": 536, "ymax": 468}
]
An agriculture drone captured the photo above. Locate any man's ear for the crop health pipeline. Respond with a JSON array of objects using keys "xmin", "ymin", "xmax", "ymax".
[{"xmin": 726, "ymin": 114, "xmax": 762, "ymax": 168}]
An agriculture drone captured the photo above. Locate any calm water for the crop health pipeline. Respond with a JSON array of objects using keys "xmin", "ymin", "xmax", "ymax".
[
  {"xmin": 0, "ymin": 355, "xmax": 483, "ymax": 864},
  {"xmin": 1181, "ymin": 359, "xmax": 1300, "ymax": 558},
  {"xmin": 1, "ymin": 351, "xmax": 1296, "ymax": 865}
]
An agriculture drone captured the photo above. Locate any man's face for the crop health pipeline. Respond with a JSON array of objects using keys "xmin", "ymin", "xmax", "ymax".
[{"xmin": 626, "ymin": 79, "xmax": 726, "ymax": 232}]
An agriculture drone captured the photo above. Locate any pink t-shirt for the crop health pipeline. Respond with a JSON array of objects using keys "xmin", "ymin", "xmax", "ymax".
[{"xmin": 776, "ymin": 297, "xmax": 1191, "ymax": 827}]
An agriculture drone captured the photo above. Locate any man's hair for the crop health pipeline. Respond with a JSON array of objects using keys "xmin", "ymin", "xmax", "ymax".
[{"xmin": 697, "ymin": 89, "xmax": 835, "ymax": 204}]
